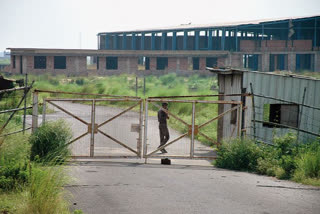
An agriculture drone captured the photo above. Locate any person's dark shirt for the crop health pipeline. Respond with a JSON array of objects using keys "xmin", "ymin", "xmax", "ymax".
[{"xmin": 158, "ymin": 109, "xmax": 168, "ymax": 125}]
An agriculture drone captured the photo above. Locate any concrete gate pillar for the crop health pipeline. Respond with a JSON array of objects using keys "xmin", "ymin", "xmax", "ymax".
[
  {"xmin": 314, "ymin": 52, "xmax": 320, "ymax": 72},
  {"xmin": 261, "ymin": 53, "xmax": 270, "ymax": 72},
  {"xmin": 288, "ymin": 53, "xmax": 296, "ymax": 72}
]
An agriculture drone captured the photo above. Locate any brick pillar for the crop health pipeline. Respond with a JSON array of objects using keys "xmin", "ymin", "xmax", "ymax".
[
  {"xmin": 150, "ymin": 57, "xmax": 157, "ymax": 71},
  {"xmin": 24, "ymin": 56, "xmax": 31, "ymax": 74},
  {"xmin": 179, "ymin": 57, "xmax": 188, "ymax": 71},
  {"xmin": 217, "ymin": 57, "xmax": 226, "ymax": 67},
  {"xmin": 288, "ymin": 53, "xmax": 296, "ymax": 72},
  {"xmin": 168, "ymin": 57, "xmax": 177, "ymax": 71},
  {"xmin": 230, "ymin": 53, "xmax": 243, "ymax": 68},
  {"xmin": 261, "ymin": 53, "xmax": 270, "ymax": 72},
  {"xmin": 98, "ymin": 57, "xmax": 106, "ymax": 73},
  {"xmin": 199, "ymin": 57, "xmax": 206, "ymax": 70}
]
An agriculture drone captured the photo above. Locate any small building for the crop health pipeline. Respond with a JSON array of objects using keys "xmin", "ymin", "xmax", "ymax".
[{"xmin": 208, "ymin": 67, "xmax": 320, "ymax": 144}]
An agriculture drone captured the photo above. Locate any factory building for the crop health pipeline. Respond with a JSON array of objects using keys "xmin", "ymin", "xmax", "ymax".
[{"xmin": 7, "ymin": 15, "xmax": 320, "ymax": 75}]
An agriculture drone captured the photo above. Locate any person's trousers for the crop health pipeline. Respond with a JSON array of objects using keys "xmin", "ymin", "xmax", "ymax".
[{"xmin": 159, "ymin": 125, "xmax": 170, "ymax": 147}]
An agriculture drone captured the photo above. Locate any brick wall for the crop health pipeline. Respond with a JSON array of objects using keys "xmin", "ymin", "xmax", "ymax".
[
  {"xmin": 199, "ymin": 57, "xmax": 206, "ymax": 70},
  {"xmin": 217, "ymin": 57, "xmax": 226, "ymax": 67},
  {"xmin": 168, "ymin": 57, "xmax": 177, "ymax": 71},
  {"xmin": 230, "ymin": 53, "xmax": 243, "ymax": 68},
  {"xmin": 240, "ymin": 40, "xmax": 313, "ymax": 52}
]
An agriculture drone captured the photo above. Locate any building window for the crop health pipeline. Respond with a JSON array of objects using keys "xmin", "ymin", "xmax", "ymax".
[
  {"xmin": 138, "ymin": 56, "xmax": 150, "ymax": 70},
  {"xmin": 263, "ymin": 104, "xmax": 299, "ymax": 128},
  {"xmin": 230, "ymin": 104, "xmax": 237, "ymax": 125},
  {"xmin": 270, "ymin": 54, "xmax": 287, "ymax": 71},
  {"xmin": 156, "ymin": 57, "xmax": 168, "ymax": 70},
  {"xmin": 193, "ymin": 57, "xmax": 200, "ymax": 70},
  {"xmin": 296, "ymin": 54, "xmax": 313, "ymax": 72},
  {"xmin": 106, "ymin": 57, "xmax": 118, "ymax": 70},
  {"xmin": 87, "ymin": 56, "xmax": 97, "ymax": 70},
  {"xmin": 34, "ymin": 56, "xmax": 46, "ymax": 69},
  {"xmin": 243, "ymin": 54, "xmax": 259, "ymax": 71},
  {"xmin": 12, "ymin": 56, "xmax": 16, "ymax": 69},
  {"xmin": 206, "ymin": 57, "xmax": 217, "ymax": 68},
  {"xmin": 54, "ymin": 56, "xmax": 66, "ymax": 69}
]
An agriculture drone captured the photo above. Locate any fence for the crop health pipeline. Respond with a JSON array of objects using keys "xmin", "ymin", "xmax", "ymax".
[
  {"xmin": 143, "ymin": 95, "xmax": 243, "ymax": 161},
  {"xmin": 249, "ymin": 83, "xmax": 320, "ymax": 144},
  {"xmin": 0, "ymin": 75, "xmax": 33, "ymax": 138},
  {"xmin": 32, "ymin": 89, "xmax": 143, "ymax": 158}
]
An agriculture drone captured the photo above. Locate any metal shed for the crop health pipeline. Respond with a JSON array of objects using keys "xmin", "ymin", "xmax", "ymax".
[{"xmin": 208, "ymin": 67, "xmax": 320, "ymax": 143}]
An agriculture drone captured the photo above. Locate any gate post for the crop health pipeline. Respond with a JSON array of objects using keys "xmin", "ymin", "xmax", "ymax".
[
  {"xmin": 42, "ymin": 99, "xmax": 46, "ymax": 125},
  {"xmin": 90, "ymin": 99, "xmax": 96, "ymax": 157},
  {"xmin": 138, "ymin": 100, "xmax": 143, "ymax": 157},
  {"xmin": 143, "ymin": 100, "xmax": 149, "ymax": 163},
  {"xmin": 32, "ymin": 91, "xmax": 38, "ymax": 132},
  {"xmin": 190, "ymin": 102, "xmax": 195, "ymax": 158}
]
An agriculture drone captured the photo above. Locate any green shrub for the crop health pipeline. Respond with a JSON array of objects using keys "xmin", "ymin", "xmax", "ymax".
[
  {"xmin": 294, "ymin": 143, "xmax": 320, "ymax": 181},
  {"xmin": 0, "ymin": 162, "xmax": 29, "ymax": 191},
  {"xmin": 215, "ymin": 138, "xmax": 262, "ymax": 171},
  {"xmin": 75, "ymin": 78, "xmax": 85, "ymax": 85},
  {"xmin": 273, "ymin": 133, "xmax": 297, "ymax": 157},
  {"xmin": 29, "ymin": 120, "xmax": 72, "ymax": 163}
]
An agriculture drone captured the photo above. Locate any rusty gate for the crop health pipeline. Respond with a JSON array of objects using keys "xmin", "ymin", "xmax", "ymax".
[
  {"xmin": 32, "ymin": 90, "xmax": 245, "ymax": 161},
  {"xmin": 143, "ymin": 98, "xmax": 243, "ymax": 161},
  {"xmin": 32, "ymin": 90, "xmax": 143, "ymax": 158}
]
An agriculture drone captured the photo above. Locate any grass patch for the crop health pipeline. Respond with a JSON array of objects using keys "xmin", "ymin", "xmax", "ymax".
[
  {"xmin": 0, "ymin": 115, "xmax": 74, "ymax": 213},
  {"xmin": 30, "ymin": 120, "xmax": 72, "ymax": 163},
  {"xmin": 214, "ymin": 133, "xmax": 320, "ymax": 186}
]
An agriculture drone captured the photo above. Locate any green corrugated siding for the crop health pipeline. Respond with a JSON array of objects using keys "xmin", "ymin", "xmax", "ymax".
[{"xmin": 244, "ymin": 71, "xmax": 320, "ymax": 143}]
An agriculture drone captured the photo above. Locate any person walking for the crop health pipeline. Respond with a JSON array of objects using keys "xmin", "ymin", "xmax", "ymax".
[{"xmin": 158, "ymin": 102, "xmax": 170, "ymax": 153}]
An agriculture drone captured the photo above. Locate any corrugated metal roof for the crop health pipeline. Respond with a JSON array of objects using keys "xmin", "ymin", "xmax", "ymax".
[
  {"xmin": 206, "ymin": 67, "xmax": 320, "ymax": 81},
  {"xmin": 98, "ymin": 15, "xmax": 320, "ymax": 35}
]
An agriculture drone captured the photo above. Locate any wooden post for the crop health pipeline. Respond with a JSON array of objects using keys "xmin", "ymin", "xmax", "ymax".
[
  {"xmin": 297, "ymin": 87, "xmax": 307, "ymax": 143},
  {"xmin": 32, "ymin": 91, "xmax": 38, "ymax": 132},
  {"xmin": 42, "ymin": 99, "xmax": 46, "ymax": 125},
  {"xmin": 250, "ymin": 83, "xmax": 256, "ymax": 140},
  {"xmin": 136, "ymin": 76, "xmax": 138, "ymax": 97},
  {"xmin": 23, "ymin": 73, "xmax": 28, "ymax": 134}
]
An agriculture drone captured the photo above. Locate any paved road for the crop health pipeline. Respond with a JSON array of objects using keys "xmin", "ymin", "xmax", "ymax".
[
  {"xmin": 66, "ymin": 159, "xmax": 320, "ymax": 214},
  {"xmin": 41, "ymin": 101, "xmax": 320, "ymax": 214}
]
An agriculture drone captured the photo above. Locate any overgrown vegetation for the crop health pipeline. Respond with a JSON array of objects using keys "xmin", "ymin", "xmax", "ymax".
[
  {"xmin": 0, "ymin": 119, "xmax": 74, "ymax": 213},
  {"xmin": 30, "ymin": 120, "xmax": 72, "ymax": 163},
  {"xmin": 214, "ymin": 133, "xmax": 320, "ymax": 186},
  {"xmin": 6, "ymin": 73, "xmax": 219, "ymax": 146}
]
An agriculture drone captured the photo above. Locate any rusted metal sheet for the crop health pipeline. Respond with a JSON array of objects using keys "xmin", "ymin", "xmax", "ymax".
[{"xmin": 131, "ymin": 124, "xmax": 140, "ymax": 133}]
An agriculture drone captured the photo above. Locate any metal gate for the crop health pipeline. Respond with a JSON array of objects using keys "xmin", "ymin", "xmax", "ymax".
[
  {"xmin": 32, "ymin": 91, "xmax": 143, "ymax": 158},
  {"xmin": 143, "ymin": 98, "xmax": 242, "ymax": 160}
]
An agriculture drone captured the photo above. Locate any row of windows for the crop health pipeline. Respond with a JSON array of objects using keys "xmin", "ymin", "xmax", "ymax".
[
  {"xmin": 33, "ymin": 56, "xmax": 218, "ymax": 70},
  {"xmin": 34, "ymin": 56, "xmax": 66, "ymax": 69}
]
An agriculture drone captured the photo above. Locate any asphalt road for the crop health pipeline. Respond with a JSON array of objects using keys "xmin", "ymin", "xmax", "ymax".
[
  {"xmin": 41, "ymin": 101, "xmax": 320, "ymax": 214},
  {"xmin": 66, "ymin": 159, "xmax": 320, "ymax": 214}
]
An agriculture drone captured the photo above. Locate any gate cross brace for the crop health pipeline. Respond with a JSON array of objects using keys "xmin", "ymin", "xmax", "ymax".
[
  {"xmin": 47, "ymin": 100, "xmax": 89, "ymax": 125},
  {"xmin": 149, "ymin": 102, "xmax": 189, "ymax": 126},
  {"xmin": 146, "ymin": 103, "xmax": 241, "ymax": 156},
  {"xmin": 147, "ymin": 132, "xmax": 188, "ymax": 156},
  {"xmin": 98, "ymin": 102, "xmax": 140, "ymax": 128},
  {"xmin": 98, "ymin": 129, "xmax": 138, "ymax": 155}
]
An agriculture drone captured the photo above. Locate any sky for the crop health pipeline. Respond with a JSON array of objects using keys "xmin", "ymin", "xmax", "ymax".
[{"xmin": 0, "ymin": 0, "xmax": 320, "ymax": 52}]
